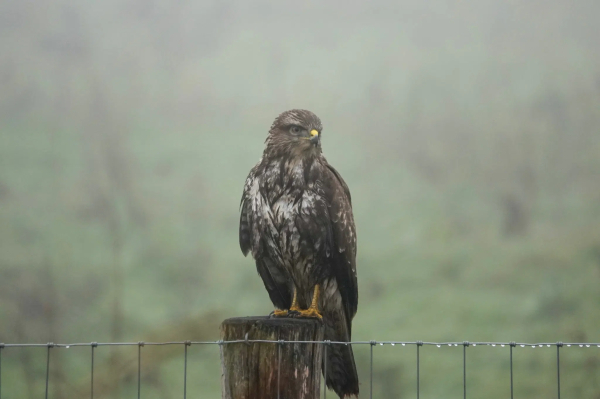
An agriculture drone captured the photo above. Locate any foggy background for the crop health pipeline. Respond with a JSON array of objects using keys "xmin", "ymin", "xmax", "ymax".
[{"xmin": 1, "ymin": 0, "xmax": 599, "ymax": 397}]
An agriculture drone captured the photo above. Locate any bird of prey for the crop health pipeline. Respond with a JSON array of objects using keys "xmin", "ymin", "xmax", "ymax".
[{"xmin": 239, "ymin": 109, "xmax": 359, "ymax": 398}]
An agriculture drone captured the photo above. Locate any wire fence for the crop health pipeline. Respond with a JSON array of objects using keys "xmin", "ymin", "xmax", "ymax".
[{"xmin": 1, "ymin": 340, "xmax": 599, "ymax": 399}]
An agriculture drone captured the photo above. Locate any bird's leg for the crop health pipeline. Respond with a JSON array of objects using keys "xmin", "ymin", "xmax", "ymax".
[
  {"xmin": 295, "ymin": 284, "xmax": 323, "ymax": 319},
  {"xmin": 272, "ymin": 288, "xmax": 300, "ymax": 317},
  {"xmin": 288, "ymin": 288, "xmax": 301, "ymax": 315}
]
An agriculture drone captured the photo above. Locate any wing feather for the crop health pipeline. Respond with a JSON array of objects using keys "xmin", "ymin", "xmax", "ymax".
[
  {"xmin": 239, "ymin": 164, "xmax": 292, "ymax": 310},
  {"xmin": 239, "ymin": 173, "xmax": 255, "ymax": 256},
  {"xmin": 256, "ymin": 256, "xmax": 292, "ymax": 310},
  {"xmin": 322, "ymin": 161, "xmax": 358, "ymax": 332}
]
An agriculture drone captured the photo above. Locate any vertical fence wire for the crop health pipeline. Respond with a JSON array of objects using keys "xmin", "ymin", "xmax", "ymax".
[
  {"xmin": 556, "ymin": 342, "xmax": 562, "ymax": 399},
  {"xmin": 45, "ymin": 343, "xmax": 52, "ymax": 399},
  {"xmin": 323, "ymin": 341, "xmax": 328, "ymax": 399},
  {"xmin": 0, "ymin": 343, "xmax": 3, "ymax": 399},
  {"xmin": 277, "ymin": 340, "xmax": 282, "ymax": 399},
  {"xmin": 463, "ymin": 342, "xmax": 468, "ymax": 399},
  {"xmin": 370, "ymin": 341, "xmax": 375, "ymax": 399},
  {"xmin": 218, "ymin": 340, "xmax": 225, "ymax": 399},
  {"xmin": 510, "ymin": 342, "xmax": 515, "ymax": 399},
  {"xmin": 137, "ymin": 342, "xmax": 143, "ymax": 399},
  {"xmin": 416, "ymin": 341, "xmax": 422, "ymax": 399},
  {"xmin": 91, "ymin": 343, "xmax": 97, "ymax": 399},
  {"xmin": 184, "ymin": 341, "xmax": 190, "ymax": 399}
]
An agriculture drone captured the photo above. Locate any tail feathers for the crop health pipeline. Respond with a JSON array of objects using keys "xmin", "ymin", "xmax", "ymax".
[{"xmin": 323, "ymin": 323, "xmax": 359, "ymax": 398}]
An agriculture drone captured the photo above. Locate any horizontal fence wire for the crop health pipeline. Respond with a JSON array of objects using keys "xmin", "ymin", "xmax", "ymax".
[
  {"xmin": 0, "ymin": 340, "xmax": 598, "ymax": 399},
  {"xmin": 1, "ymin": 340, "xmax": 599, "ymax": 347}
]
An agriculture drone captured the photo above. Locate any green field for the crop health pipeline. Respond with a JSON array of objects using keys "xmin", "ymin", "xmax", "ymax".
[{"xmin": 1, "ymin": 1, "xmax": 599, "ymax": 397}]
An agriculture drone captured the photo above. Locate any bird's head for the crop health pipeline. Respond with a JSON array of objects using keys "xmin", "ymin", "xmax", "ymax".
[{"xmin": 265, "ymin": 109, "xmax": 323, "ymax": 157}]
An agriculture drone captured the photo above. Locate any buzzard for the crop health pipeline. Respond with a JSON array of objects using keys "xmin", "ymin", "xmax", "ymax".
[{"xmin": 239, "ymin": 109, "xmax": 359, "ymax": 398}]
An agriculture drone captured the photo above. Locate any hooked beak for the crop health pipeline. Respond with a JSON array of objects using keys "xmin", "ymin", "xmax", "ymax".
[{"xmin": 309, "ymin": 129, "xmax": 320, "ymax": 146}]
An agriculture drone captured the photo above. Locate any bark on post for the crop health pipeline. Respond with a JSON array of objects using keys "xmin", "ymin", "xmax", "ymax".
[{"xmin": 221, "ymin": 316, "xmax": 325, "ymax": 399}]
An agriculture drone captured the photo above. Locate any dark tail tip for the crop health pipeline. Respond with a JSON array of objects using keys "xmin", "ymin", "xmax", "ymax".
[{"xmin": 324, "ymin": 342, "xmax": 359, "ymax": 399}]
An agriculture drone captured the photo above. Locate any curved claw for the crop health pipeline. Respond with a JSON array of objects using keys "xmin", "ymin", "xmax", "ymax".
[
  {"xmin": 270, "ymin": 309, "xmax": 289, "ymax": 318},
  {"xmin": 294, "ymin": 308, "xmax": 323, "ymax": 319}
]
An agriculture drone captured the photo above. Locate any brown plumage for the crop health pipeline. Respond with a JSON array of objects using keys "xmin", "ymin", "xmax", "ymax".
[{"xmin": 239, "ymin": 109, "xmax": 359, "ymax": 398}]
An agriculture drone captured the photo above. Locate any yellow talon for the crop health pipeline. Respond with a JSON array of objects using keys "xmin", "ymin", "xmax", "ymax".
[
  {"xmin": 274, "ymin": 286, "xmax": 323, "ymax": 319},
  {"xmin": 272, "ymin": 309, "xmax": 288, "ymax": 317},
  {"xmin": 295, "ymin": 285, "xmax": 322, "ymax": 319},
  {"xmin": 296, "ymin": 307, "xmax": 323, "ymax": 319}
]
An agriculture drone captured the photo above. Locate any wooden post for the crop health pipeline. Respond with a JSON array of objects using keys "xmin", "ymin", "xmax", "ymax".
[{"xmin": 221, "ymin": 316, "xmax": 325, "ymax": 399}]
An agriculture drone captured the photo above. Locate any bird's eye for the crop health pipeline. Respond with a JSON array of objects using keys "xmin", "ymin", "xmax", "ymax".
[{"xmin": 290, "ymin": 126, "xmax": 302, "ymax": 135}]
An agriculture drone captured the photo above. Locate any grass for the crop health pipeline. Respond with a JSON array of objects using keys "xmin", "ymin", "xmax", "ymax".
[{"xmin": 0, "ymin": 114, "xmax": 599, "ymax": 398}]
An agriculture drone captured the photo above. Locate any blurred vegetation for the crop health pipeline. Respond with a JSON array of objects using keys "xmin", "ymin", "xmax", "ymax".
[{"xmin": 1, "ymin": 0, "xmax": 599, "ymax": 398}]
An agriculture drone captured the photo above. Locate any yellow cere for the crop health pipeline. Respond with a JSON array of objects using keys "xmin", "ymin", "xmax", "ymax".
[{"xmin": 310, "ymin": 129, "xmax": 319, "ymax": 137}]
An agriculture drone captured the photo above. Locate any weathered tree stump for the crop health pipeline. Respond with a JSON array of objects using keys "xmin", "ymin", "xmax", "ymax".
[{"xmin": 221, "ymin": 316, "xmax": 325, "ymax": 399}]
